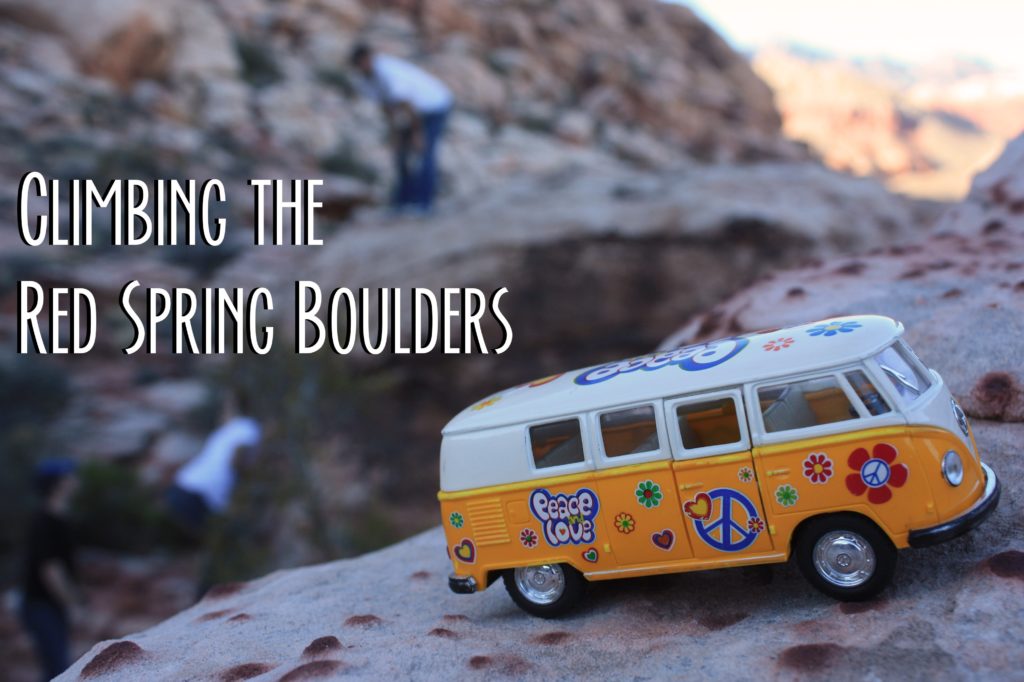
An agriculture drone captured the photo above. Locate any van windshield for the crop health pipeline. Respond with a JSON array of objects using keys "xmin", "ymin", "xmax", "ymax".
[{"xmin": 874, "ymin": 343, "xmax": 931, "ymax": 402}]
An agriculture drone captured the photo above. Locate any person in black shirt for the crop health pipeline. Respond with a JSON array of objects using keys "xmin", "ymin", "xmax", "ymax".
[{"xmin": 20, "ymin": 458, "xmax": 81, "ymax": 681}]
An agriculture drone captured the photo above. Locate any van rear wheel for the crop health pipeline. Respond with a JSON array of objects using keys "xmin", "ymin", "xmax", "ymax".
[
  {"xmin": 503, "ymin": 563, "xmax": 586, "ymax": 618},
  {"xmin": 795, "ymin": 514, "xmax": 896, "ymax": 601}
]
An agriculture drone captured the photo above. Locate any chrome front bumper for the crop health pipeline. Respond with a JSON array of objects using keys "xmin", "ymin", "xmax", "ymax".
[{"xmin": 908, "ymin": 462, "xmax": 1000, "ymax": 548}]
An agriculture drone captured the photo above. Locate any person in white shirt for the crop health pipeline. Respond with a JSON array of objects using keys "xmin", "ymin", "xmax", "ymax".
[
  {"xmin": 350, "ymin": 44, "xmax": 453, "ymax": 213},
  {"xmin": 166, "ymin": 391, "xmax": 261, "ymax": 538}
]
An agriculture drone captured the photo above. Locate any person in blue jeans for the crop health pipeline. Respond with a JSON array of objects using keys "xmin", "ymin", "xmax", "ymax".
[
  {"xmin": 350, "ymin": 44, "xmax": 453, "ymax": 214},
  {"xmin": 20, "ymin": 459, "xmax": 82, "ymax": 681}
]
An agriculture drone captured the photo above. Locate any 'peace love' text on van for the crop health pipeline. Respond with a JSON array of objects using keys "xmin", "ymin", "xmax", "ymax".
[{"xmin": 529, "ymin": 488, "xmax": 599, "ymax": 546}]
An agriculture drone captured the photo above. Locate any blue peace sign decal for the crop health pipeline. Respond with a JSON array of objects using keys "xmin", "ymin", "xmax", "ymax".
[
  {"xmin": 860, "ymin": 458, "xmax": 891, "ymax": 488},
  {"xmin": 693, "ymin": 488, "xmax": 759, "ymax": 553}
]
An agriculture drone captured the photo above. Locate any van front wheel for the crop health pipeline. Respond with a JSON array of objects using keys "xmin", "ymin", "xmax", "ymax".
[
  {"xmin": 795, "ymin": 514, "xmax": 896, "ymax": 601},
  {"xmin": 503, "ymin": 563, "xmax": 586, "ymax": 618}
]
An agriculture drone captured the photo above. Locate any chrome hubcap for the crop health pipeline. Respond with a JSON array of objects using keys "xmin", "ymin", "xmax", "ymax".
[
  {"xmin": 514, "ymin": 564, "xmax": 565, "ymax": 605},
  {"xmin": 813, "ymin": 531, "xmax": 875, "ymax": 587}
]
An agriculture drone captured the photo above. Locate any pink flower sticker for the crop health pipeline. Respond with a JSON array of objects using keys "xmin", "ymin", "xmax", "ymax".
[
  {"xmin": 519, "ymin": 528, "xmax": 538, "ymax": 548},
  {"xmin": 802, "ymin": 452, "xmax": 834, "ymax": 484},
  {"xmin": 763, "ymin": 337, "xmax": 795, "ymax": 352}
]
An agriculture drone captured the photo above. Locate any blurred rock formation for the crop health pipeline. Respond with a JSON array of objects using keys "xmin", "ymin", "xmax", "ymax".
[{"xmin": 754, "ymin": 46, "xmax": 1019, "ymax": 199}]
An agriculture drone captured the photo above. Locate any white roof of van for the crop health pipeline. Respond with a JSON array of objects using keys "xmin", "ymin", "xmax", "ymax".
[{"xmin": 443, "ymin": 315, "xmax": 904, "ymax": 435}]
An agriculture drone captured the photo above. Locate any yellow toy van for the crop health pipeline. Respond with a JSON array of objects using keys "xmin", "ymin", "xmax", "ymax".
[{"xmin": 438, "ymin": 315, "xmax": 999, "ymax": 617}]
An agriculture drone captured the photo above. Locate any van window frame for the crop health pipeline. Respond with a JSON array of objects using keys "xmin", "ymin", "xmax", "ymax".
[
  {"xmin": 589, "ymin": 401, "xmax": 670, "ymax": 468},
  {"xmin": 847, "ymin": 358, "xmax": 905, "ymax": 417},
  {"xmin": 871, "ymin": 340, "xmax": 934, "ymax": 406},
  {"xmin": 747, "ymin": 365, "xmax": 904, "ymax": 446},
  {"xmin": 524, "ymin": 415, "xmax": 593, "ymax": 477},
  {"xmin": 664, "ymin": 388, "xmax": 751, "ymax": 461},
  {"xmin": 844, "ymin": 366, "xmax": 895, "ymax": 417}
]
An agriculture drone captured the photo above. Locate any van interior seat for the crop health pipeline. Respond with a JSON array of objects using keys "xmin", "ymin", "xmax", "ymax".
[
  {"xmin": 602, "ymin": 424, "xmax": 658, "ymax": 456},
  {"xmin": 535, "ymin": 434, "xmax": 583, "ymax": 468},
  {"xmin": 763, "ymin": 385, "xmax": 817, "ymax": 433},
  {"xmin": 678, "ymin": 405, "xmax": 740, "ymax": 449},
  {"xmin": 762, "ymin": 380, "xmax": 855, "ymax": 432},
  {"xmin": 804, "ymin": 387, "xmax": 855, "ymax": 424}
]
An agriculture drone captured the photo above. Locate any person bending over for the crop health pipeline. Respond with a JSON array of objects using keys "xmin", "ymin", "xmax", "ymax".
[
  {"xmin": 166, "ymin": 391, "xmax": 261, "ymax": 539},
  {"xmin": 350, "ymin": 43, "xmax": 453, "ymax": 214}
]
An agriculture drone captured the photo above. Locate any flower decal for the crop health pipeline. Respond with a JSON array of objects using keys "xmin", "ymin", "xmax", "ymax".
[
  {"xmin": 527, "ymin": 373, "xmax": 563, "ymax": 388},
  {"xmin": 614, "ymin": 513, "xmax": 636, "ymax": 534},
  {"xmin": 471, "ymin": 396, "xmax": 500, "ymax": 411},
  {"xmin": 448, "ymin": 512, "xmax": 464, "ymax": 528},
  {"xmin": 737, "ymin": 466, "xmax": 754, "ymax": 483},
  {"xmin": 519, "ymin": 528, "xmax": 538, "ymax": 548},
  {"xmin": 802, "ymin": 453, "xmax": 834, "ymax": 484},
  {"xmin": 747, "ymin": 516, "xmax": 765, "ymax": 534},
  {"xmin": 807, "ymin": 320, "xmax": 862, "ymax": 337},
  {"xmin": 763, "ymin": 337, "xmax": 795, "ymax": 352},
  {"xmin": 775, "ymin": 484, "xmax": 799, "ymax": 507},
  {"xmin": 635, "ymin": 480, "xmax": 663, "ymax": 508},
  {"xmin": 846, "ymin": 443, "xmax": 908, "ymax": 504}
]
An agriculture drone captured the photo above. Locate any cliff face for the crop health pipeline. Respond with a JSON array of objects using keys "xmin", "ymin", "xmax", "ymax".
[
  {"xmin": 0, "ymin": 0, "xmax": 795, "ymax": 210},
  {"xmin": 753, "ymin": 47, "xmax": 1013, "ymax": 199}
]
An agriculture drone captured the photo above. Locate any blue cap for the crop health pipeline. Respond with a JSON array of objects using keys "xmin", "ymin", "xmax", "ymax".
[
  {"xmin": 33, "ymin": 458, "xmax": 78, "ymax": 495},
  {"xmin": 35, "ymin": 458, "xmax": 77, "ymax": 478}
]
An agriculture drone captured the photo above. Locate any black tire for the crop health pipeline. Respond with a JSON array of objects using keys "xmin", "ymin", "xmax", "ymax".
[
  {"xmin": 503, "ymin": 563, "xmax": 587, "ymax": 618},
  {"xmin": 794, "ymin": 513, "xmax": 897, "ymax": 602}
]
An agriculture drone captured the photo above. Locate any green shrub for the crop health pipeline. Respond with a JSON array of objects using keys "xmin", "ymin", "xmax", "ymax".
[
  {"xmin": 235, "ymin": 37, "xmax": 282, "ymax": 88},
  {"xmin": 315, "ymin": 67, "xmax": 356, "ymax": 97},
  {"xmin": 320, "ymin": 143, "xmax": 379, "ymax": 184},
  {"xmin": 72, "ymin": 461, "xmax": 179, "ymax": 552}
]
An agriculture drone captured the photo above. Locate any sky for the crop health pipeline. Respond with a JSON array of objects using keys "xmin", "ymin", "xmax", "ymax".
[{"xmin": 679, "ymin": 1, "xmax": 1024, "ymax": 74}]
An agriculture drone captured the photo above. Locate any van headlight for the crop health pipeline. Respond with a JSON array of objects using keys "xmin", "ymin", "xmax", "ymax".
[{"xmin": 942, "ymin": 450, "xmax": 963, "ymax": 486}]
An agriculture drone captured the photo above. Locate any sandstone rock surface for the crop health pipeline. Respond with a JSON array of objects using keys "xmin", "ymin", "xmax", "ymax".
[{"xmin": 58, "ymin": 417, "xmax": 1023, "ymax": 681}]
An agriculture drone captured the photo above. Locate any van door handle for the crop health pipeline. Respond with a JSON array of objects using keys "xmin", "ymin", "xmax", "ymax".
[
  {"xmin": 766, "ymin": 468, "xmax": 790, "ymax": 477},
  {"xmin": 679, "ymin": 482, "xmax": 704, "ymax": 490}
]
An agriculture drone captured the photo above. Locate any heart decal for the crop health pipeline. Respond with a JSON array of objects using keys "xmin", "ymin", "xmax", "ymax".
[
  {"xmin": 453, "ymin": 539, "xmax": 475, "ymax": 564},
  {"xmin": 683, "ymin": 492, "xmax": 712, "ymax": 521},
  {"xmin": 651, "ymin": 529, "xmax": 675, "ymax": 551},
  {"xmin": 582, "ymin": 547, "xmax": 599, "ymax": 563}
]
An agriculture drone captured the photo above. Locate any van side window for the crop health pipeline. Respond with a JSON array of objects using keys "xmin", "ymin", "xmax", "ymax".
[
  {"xmin": 600, "ymin": 405, "xmax": 660, "ymax": 457},
  {"xmin": 676, "ymin": 398, "xmax": 742, "ymax": 449},
  {"xmin": 874, "ymin": 344, "xmax": 931, "ymax": 401},
  {"xmin": 845, "ymin": 370, "xmax": 891, "ymax": 416},
  {"xmin": 759, "ymin": 376, "xmax": 857, "ymax": 433},
  {"xmin": 530, "ymin": 419, "xmax": 585, "ymax": 469}
]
